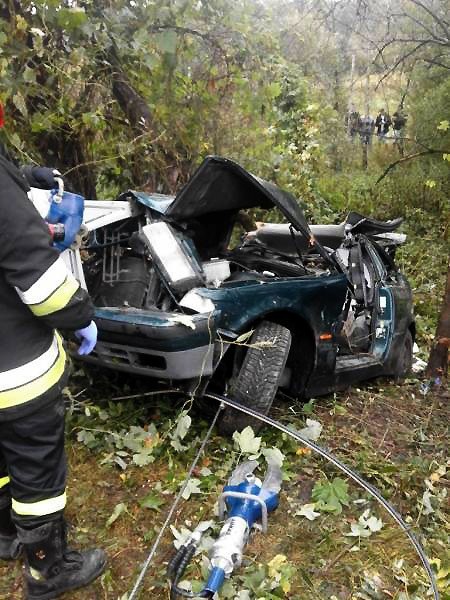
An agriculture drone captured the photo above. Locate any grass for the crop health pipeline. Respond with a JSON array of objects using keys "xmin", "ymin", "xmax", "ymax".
[{"xmin": 0, "ymin": 375, "xmax": 448, "ymax": 600}]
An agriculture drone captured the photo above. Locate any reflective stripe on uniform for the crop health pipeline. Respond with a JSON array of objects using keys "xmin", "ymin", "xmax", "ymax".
[
  {"xmin": 29, "ymin": 276, "xmax": 79, "ymax": 317},
  {"xmin": 0, "ymin": 335, "xmax": 59, "ymax": 391},
  {"xmin": 0, "ymin": 476, "xmax": 10, "ymax": 489},
  {"xmin": 12, "ymin": 491, "xmax": 66, "ymax": 517},
  {"xmin": 15, "ymin": 257, "xmax": 67, "ymax": 304},
  {"xmin": 15, "ymin": 256, "xmax": 80, "ymax": 317},
  {"xmin": 0, "ymin": 334, "xmax": 66, "ymax": 410}
]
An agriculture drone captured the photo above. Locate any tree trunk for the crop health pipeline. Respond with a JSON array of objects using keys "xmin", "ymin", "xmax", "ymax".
[
  {"xmin": 426, "ymin": 259, "xmax": 450, "ymax": 381},
  {"xmin": 362, "ymin": 143, "xmax": 368, "ymax": 170}
]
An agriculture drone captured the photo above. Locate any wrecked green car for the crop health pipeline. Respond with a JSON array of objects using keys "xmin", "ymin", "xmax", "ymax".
[{"xmin": 66, "ymin": 156, "xmax": 415, "ymax": 432}]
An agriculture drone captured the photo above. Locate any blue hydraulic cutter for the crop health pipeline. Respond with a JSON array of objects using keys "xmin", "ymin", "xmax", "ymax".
[{"xmin": 167, "ymin": 459, "xmax": 282, "ymax": 599}]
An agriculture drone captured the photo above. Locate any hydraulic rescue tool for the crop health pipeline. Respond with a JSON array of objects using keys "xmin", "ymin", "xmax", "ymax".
[{"xmin": 167, "ymin": 459, "xmax": 282, "ymax": 599}]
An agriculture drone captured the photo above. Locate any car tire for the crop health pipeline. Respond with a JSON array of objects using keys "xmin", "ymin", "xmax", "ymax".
[
  {"xmin": 393, "ymin": 329, "xmax": 413, "ymax": 380},
  {"xmin": 218, "ymin": 321, "xmax": 292, "ymax": 436}
]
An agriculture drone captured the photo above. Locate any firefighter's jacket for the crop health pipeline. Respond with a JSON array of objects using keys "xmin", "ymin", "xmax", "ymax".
[{"xmin": 0, "ymin": 153, "xmax": 94, "ymax": 421}]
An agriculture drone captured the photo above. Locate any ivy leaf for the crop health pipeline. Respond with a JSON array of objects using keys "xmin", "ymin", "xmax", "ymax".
[
  {"xmin": 346, "ymin": 521, "xmax": 373, "ymax": 538},
  {"xmin": 174, "ymin": 411, "xmax": 191, "ymax": 440},
  {"xmin": 312, "ymin": 478, "xmax": 350, "ymax": 514},
  {"xmin": 181, "ymin": 478, "xmax": 202, "ymax": 500},
  {"xmin": 23, "ymin": 66, "xmax": 36, "ymax": 84},
  {"xmin": 77, "ymin": 429, "xmax": 96, "ymax": 448},
  {"xmin": 155, "ymin": 30, "xmax": 178, "ymax": 54},
  {"xmin": 139, "ymin": 492, "xmax": 165, "ymax": 512},
  {"xmin": 233, "ymin": 426, "xmax": 261, "ymax": 455},
  {"xmin": 295, "ymin": 503, "xmax": 320, "ymax": 521},
  {"xmin": 106, "ymin": 502, "xmax": 127, "ymax": 528},
  {"xmin": 56, "ymin": 7, "xmax": 87, "ymax": 31},
  {"xmin": 132, "ymin": 450, "xmax": 155, "ymax": 466},
  {"xmin": 421, "ymin": 490, "xmax": 435, "ymax": 515},
  {"xmin": 262, "ymin": 447, "xmax": 285, "ymax": 468},
  {"xmin": 266, "ymin": 82, "xmax": 282, "ymax": 99},
  {"xmin": 345, "ymin": 509, "xmax": 383, "ymax": 538},
  {"xmin": 170, "ymin": 438, "xmax": 188, "ymax": 452},
  {"xmin": 170, "ymin": 524, "xmax": 192, "ymax": 549},
  {"xmin": 298, "ymin": 418, "xmax": 323, "ymax": 441},
  {"xmin": 12, "ymin": 92, "xmax": 28, "ymax": 117}
]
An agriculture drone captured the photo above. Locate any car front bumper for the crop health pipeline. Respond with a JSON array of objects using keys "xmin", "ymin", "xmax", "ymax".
[{"xmin": 77, "ymin": 307, "xmax": 217, "ymax": 380}]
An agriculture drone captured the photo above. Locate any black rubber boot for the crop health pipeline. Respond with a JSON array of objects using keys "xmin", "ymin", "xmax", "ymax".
[
  {"xmin": 17, "ymin": 518, "xmax": 106, "ymax": 600},
  {"xmin": 0, "ymin": 497, "xmax": 21, "ymax": 560}
]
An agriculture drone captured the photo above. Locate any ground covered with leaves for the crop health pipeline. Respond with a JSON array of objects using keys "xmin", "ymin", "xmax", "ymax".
[{"xmin": 0, "ymin": 370, "xmax": 448, "ymax": 600}]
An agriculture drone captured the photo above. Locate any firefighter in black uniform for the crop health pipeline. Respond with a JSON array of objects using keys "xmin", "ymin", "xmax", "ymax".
[{"xmin": 0, "ymin": 104, "xmax": 106, "ymax": 598}]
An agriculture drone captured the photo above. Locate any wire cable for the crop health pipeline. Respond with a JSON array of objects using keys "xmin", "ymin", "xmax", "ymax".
[{"xmin": 127, "ymin": 402, "xmax": 223, "ymax": 600}]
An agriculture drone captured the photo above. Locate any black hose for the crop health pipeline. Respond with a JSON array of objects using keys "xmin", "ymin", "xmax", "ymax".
[
  {"xmin": 169, "ymin": 543, "xmax": 211, "ymax": 599},
  {"xmin": 167, "ymin": 545, "xmax": 189, "ymax": 579}
]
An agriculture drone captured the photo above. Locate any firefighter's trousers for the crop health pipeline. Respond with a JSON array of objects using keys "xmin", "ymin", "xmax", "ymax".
[{"xmin": 0, "ymin": 395, "xmax": 67, "ymax": 527}]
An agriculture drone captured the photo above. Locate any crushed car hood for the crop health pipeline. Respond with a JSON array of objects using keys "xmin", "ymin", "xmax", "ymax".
[{"xmin": 166, "ymin": 156, "xmax": 313, "ymax": 240}]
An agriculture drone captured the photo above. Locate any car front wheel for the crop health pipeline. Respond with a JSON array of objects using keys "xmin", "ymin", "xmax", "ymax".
[{"xmin": 218, "ymin": 320, "xmax": 292, "ymax": 435}]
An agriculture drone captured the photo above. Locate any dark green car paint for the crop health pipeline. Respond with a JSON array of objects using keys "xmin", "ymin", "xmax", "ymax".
[
  {"xmin": 194, "ymin": 274, "xmax": 348, "ymax": 335},
  {"xmin": 94, "ymin": 307, "xmax": 215, "ymax": 352}
]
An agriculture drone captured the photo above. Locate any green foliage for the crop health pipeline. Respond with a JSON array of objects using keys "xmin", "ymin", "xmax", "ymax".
[
  {"xmin": 0, "ymin": 0, "xmax": 323, "ymax": 200},
  {"xmin": 311, "ymin": 477, "xmax": 350, "ymax": 514}
]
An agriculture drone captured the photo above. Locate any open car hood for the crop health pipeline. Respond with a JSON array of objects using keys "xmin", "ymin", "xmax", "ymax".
[{"xmin": 166, "ymin": 156, "xmax": 313, "ymax": 241}]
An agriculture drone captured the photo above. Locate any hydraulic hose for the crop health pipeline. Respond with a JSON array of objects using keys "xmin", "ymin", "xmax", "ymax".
[{"xmin": 169, "ymin": 543, "xmax": 212, "ymax": 599}]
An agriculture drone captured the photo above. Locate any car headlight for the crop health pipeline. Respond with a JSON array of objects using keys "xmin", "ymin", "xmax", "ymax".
[{"xmin": 141, "ymin": 222, "xmax": 204, "ymax": 293}]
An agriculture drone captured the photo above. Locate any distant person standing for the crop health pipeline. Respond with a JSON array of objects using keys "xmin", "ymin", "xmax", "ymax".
[
  {"xmin": 375, "ymin": 108, "xmax": 391, "ymax": 142},
  {"xmin": 392, "ymin": 108, "xmax": 407, "ymax": 154},
  {"xmin": 359, "ymin": 113, "xmax": 375, "ymax": 146},
  {"xmin": 346, "ymin": 105, "xmax": 360, "ymax": 141},
  {"xmin": 359, "ymin": 113, "xmax": 375, "ymax": 170}
]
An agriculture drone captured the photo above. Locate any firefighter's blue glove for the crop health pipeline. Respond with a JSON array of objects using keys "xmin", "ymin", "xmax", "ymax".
[{"xmin": 75, "ymin": 321, "xmax": 98, "ymax": 356}]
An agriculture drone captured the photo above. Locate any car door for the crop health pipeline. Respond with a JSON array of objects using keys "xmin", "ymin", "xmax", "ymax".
[{"xmin": 365, "ymin": 240, "xmax": 412, "ymax": 361}]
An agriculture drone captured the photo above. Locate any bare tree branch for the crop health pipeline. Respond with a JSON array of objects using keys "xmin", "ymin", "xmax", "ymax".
[
  {"xmin": 376, "ymin": 148, "xmax": 450, "ymax": 184},
  {"xmin": 375, "ymin": 41, "xmax": 429, "ymax": 89},
  {"xmin": 407, "ymin": 0, "xmax": 450, "ymax": 39},
  {"xmin": 423, "ymin": 57, "xmax": 450, "ymax": 69}
]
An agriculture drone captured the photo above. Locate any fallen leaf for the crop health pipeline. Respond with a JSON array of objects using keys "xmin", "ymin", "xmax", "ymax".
[
  {"xmin": 295, "ymin": 503, "xmax": 320, "ymax": 521},
  {"xmin": 106, "ymin": 502, "xmax": 127, "ymax": 528},
  {"xmin": 298, "ymin": 418, "xmax": 323, "ymax": 441},
  {"xmin": 233, "ymin": 426, "xmax": 261, "ymax": 455}
]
